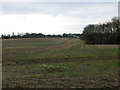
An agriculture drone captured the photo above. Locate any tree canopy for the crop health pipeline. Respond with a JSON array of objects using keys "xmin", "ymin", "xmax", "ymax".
[{"xmin": 80, "ymin": 17, "xmax": 120, "ymax": 44}]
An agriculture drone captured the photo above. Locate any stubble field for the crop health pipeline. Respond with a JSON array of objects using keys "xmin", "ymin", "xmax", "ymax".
[{"xmin": 2, "ymin": 38, "xmax": 119, "ymax": 88}]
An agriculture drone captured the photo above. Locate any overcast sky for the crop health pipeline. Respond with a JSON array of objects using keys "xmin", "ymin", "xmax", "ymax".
[{"xmin": 0, "ymin": 0, "xmax": 118, "ymax": 35}]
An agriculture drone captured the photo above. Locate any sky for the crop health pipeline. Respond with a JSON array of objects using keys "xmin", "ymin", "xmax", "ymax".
[{"xmin": 0, "ymin": 0, "xmax": 118, "ymax": 35}]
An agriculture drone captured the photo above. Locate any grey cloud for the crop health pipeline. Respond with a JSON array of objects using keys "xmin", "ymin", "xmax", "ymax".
[
  {"xmin": 2, "ymin": 2, "xmax": 117, "ymax": 16},
  {"xmin": 1, "ymin": 2, "xmax": 118, "ymax": 23},
  {"xmin": 1, "ymin": 0, "xmax": 120, "ymax": 3},
  {"xmin": 0, "ymin": 2, "xmax": 118, "ymax": 35}
]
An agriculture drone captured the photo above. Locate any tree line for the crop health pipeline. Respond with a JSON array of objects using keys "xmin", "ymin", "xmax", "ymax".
[
  {"xmin": 1, "ymin": 33, "xmax": 80, "ymax": 39},
  {"xmin": 80, "ymin": 17, "xmax": 120, "ymax": 44}
]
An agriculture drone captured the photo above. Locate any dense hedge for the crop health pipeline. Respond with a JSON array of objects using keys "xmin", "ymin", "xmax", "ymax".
[{"xmin": 80, "ymin": 17, "xmax": 120, "ymax": 44}]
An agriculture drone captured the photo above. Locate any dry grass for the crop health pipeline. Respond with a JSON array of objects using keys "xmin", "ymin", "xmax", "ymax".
[
  {"xmin": 2, "ymin": 38, "xmax": 119, "ymax": 88},
  {"xmin": 95, "ymin": 45, "xmax": 119, "ymax": 48}
]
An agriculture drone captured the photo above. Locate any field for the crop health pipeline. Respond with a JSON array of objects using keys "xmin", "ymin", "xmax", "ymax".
[{"xmin": 2, "ymin": 38, "xmax": 119, "ymax": 88}]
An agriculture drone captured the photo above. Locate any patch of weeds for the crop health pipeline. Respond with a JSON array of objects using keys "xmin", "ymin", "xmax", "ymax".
[
  {"xmin": 41, "ymin": 64, "xmax": 69, "ymax": 73},
  {"xmin": 26, "ymin": 63, "xmax": 75, "ymax": 73},
  {"xmin": 46, "ymin": 64, "xmax": 69, "ymax": 72}
]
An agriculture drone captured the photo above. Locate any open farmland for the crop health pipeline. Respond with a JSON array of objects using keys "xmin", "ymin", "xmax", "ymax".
[{"xmin": 2, "ymin": 38, "xmax": 119, "ymax": 88}]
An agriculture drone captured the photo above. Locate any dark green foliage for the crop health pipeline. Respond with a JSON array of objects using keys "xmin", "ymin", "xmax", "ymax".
[
  {"xmin": 81, "ymin": 17, "xmax": 120, "ymax": 44},
  {"xmin": 1, "ymin": 33, "xmax": 80, "ymax": 39}
]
